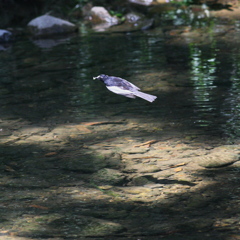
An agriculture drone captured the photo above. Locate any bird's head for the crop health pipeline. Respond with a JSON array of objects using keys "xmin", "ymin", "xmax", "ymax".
[{"xmin": 93, "ymin": 74, "xmax": 108, "ymax": 82}]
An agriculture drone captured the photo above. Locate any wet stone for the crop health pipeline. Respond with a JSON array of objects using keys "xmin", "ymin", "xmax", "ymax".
[
  {"xmin": 197, "ymin": 151, "xmax": 239, "ymax": 168},
  {"xmin": 128, "ymin": 175, "xmax": 156, "ymax": 186},
  {"xmin": 60, "ymin": 153, "xmax": 107, "ymax": 173},
  {"xmin": 124, "ymin": 163, "xmax": 161, "ymax": 173},
  {"xmin": 122, "ymin": 186, "xmax": 152, "ymax": 195},
  {"xmin": 90, "ymin": 168, "xmax": 125, "ymax": 185},
  {"xmin": 122, "ymin": 147, "xmax": 149, "ymax": 154},
  {"xmin": 94, "ymin": 150, "xmax": 122, "ymax": 168},
  {"xmin": 16, "ymin": 126, "xmax": 49, "ymax": 136}
]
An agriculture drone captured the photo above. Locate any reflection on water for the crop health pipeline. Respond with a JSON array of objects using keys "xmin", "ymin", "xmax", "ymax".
[
  {"xmin": 189, "ymin": 42, "xmax": 217, "ymax": 127},
  {"xmin": 0, "ymin": 32, "xmax": 239, "ymax": 141},
  {"xmin": 222, "ymin": 53, "xmax": 240, "ymax": 139}
]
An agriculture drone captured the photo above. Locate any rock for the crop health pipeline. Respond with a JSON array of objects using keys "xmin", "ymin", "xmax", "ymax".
[
  {"xmin": 122, "ymin": 147, "xmax": 149, "ymax": 154},
  {"xmin": 125, "ymin": 12, "xmax": 143, "ymax": 23},
  {"xmin": 91, "ymin": 168, "xmax": 125, "ymax": 185},
  {"xmin": 88, "ymin": 6, "xmax": 119, "ymax": 31},
  {"xmin": 102, "ymin": 152, "xmax": 122, "ymax": 168},
  {"xmin": 197, "ymin": 151, "xmax": 239, "ymax": 168},
  {"xmin": 128, "ymin": 175, "xmax": 155, "ymax": 186},
  {"xmin": 89, "ymin": 7, "xmax": 119, "ymax": 25},
  {"xmin": 108, "ymin": 12, "xmax": 154, "ymax": 32},
  {"xmin": 123, "ymin": 186, "xmax": 152, "ymax": 194},
  {"xmin": 61, "ymin": 153, "xmax": 107, "ymax": 173},
  {"xmin": 27, "ymin": 14, "xmax": 77, "ymax": 36},
  {"xmin": 124, "ymin": 163, "xmax": 161, "ymax": 173},
  {"xmin": 0, "ymin": 29, "xmax": 13, "ymax": 43}
]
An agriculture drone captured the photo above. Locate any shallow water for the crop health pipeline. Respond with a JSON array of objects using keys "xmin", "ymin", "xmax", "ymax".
[
  {"xmin": 0, "ymin": 15, "xmax": 240, "ymax": 240},
  {"xmin": 0, "ymin": 30, "xmax": 239, "ymax": 142}
]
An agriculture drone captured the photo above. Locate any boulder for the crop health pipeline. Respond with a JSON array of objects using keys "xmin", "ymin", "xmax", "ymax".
[
  {"xmin": 89, "ymin": 7, "xmax": 119, "ymax": 25},
  {"xmin": 27, "ymin": 14, "xmax": 77, "ymax": 36},
  {"xmin": 88, "ymin": 6, "xmax": 119, "ymax": 31}
]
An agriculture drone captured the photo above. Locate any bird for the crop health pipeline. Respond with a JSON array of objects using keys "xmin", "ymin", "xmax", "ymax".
[{"xmin": 93, "ymin": 74, "xmax": 157, "ymax": 103}]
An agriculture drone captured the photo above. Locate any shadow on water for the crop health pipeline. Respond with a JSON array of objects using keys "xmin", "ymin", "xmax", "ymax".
[{"xmin": 0, "ymin": 29, "xmax": 240, "ymax": 239}]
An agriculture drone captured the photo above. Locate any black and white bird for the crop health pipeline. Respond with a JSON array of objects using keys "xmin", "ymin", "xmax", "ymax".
[{"xmin": 93, "ymin": 74, "xmax": 157, "ymax": 103}]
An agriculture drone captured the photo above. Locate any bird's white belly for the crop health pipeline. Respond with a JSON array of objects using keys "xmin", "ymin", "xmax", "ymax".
[{"xmin": 106, "ymin": 86, "xmax": 135, "ymax": 97}]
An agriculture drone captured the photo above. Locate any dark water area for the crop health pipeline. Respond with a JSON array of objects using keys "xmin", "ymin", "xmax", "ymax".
[{"xmin": 0, "ymin": 31, "xmax": 239, "ymax": 142}]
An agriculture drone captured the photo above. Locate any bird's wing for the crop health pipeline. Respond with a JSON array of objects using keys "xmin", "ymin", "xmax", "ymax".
[
  {"xmin": 124, "ymin": 79, "xmax": 140, "ymax": 90},
  {"xmin": 106, "ymin": 76, "xmax": 140, "ymax": 91}
]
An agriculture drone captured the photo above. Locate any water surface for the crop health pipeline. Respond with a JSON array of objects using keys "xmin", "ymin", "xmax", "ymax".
[
  {"xmin": 0, "ymin": 29, "xmax": 240, "ymax": 142},
  {"xmin": 0, "ymin": 13, "xmax": 240, "ymax": 240}
]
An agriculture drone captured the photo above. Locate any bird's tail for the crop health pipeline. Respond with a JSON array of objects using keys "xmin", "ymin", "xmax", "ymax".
[{"xmin": 133, "ymin": 91, "xmax": 157, "ymax": 102}]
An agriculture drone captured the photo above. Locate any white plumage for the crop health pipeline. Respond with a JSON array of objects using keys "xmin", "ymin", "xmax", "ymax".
[{"xmin": 94, "ymin": 74, "xmax": 157, "ymax": 103}]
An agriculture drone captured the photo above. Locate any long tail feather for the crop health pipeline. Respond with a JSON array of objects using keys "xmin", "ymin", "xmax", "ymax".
[{"xmin": 133, "ymin": 91, "xmax": 157, "ymax": 102}]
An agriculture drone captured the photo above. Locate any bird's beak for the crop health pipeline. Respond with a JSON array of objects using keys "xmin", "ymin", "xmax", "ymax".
[{"xmin": 93, "ymin": 76, "xmax": 97, "ymax": 80}]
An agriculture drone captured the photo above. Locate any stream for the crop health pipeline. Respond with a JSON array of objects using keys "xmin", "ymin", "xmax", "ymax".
[{"xmin": 0, "ymin": 12, "xmax": 240, "ymax": 240}]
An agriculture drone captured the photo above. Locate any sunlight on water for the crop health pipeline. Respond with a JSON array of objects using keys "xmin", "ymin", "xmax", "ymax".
[
  {"xmin": 221, "ymin": 54, "xmax": 240, "ymax": 139},
  {"xmin": 189, "ymin": 43, "xmax": 218, "ymax": 128}
]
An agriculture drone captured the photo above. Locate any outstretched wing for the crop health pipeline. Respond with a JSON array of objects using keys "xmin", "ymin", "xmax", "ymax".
[{"xmin": 105, "ymin": 76, "xmax": 140, "ymax": 91}]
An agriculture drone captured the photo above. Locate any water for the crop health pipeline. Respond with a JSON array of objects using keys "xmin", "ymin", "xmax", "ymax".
[
  {"xmin": 0, "ymin": 16, "xmax": 240, "ymax": 239},
  {"xmin": 0, "ymin": 29, "xmax": 239, "ymax": 141}
]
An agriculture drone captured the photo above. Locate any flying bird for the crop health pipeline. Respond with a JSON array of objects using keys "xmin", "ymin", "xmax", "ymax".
[{"xmin": 93, "ymin": 74, "xmax": 157, "ymax": 103}]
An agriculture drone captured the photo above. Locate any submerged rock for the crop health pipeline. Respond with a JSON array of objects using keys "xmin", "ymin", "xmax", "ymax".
[
  {"xmin": 27, "ymin": 14, "xmax": 77, "ymax": 36},
  {"xmin": 122, "ymin": 147, "xmax": 149, "ymax": 154},
  {"xmin": 197, "ymin": 149, "xmax": 239, "ymax": 168},
  {"xmin": 91, "ymin": 168, "xmax": 125, "ymax": 185}
]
